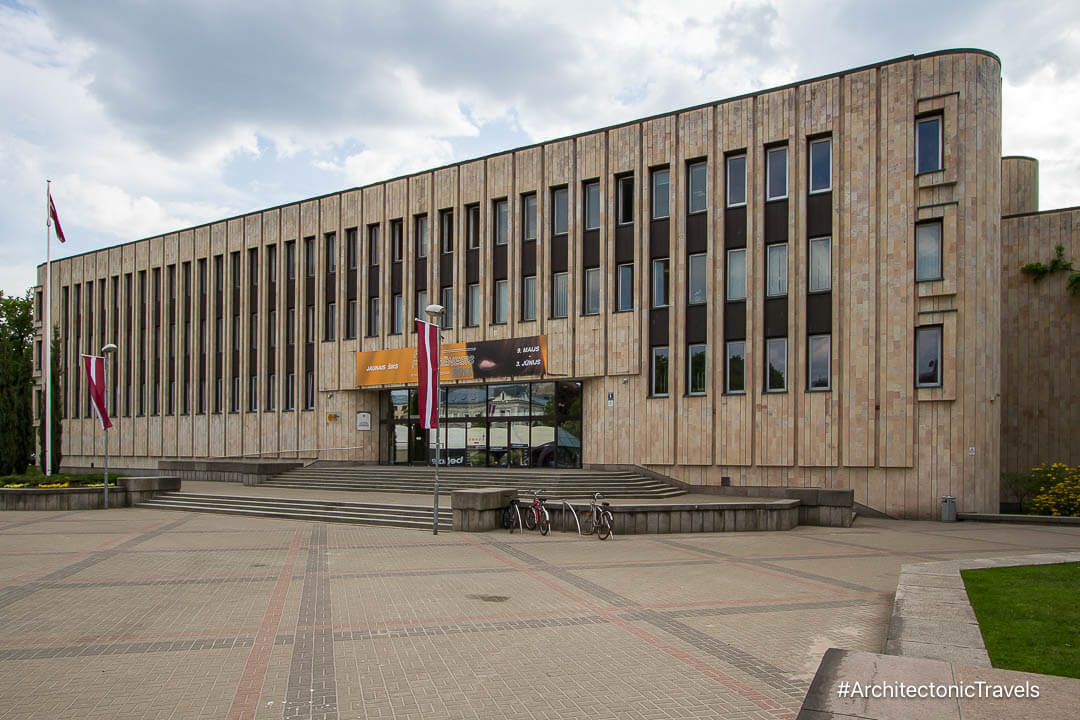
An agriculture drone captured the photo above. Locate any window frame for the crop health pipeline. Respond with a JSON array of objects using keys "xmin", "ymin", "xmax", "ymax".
[
  {"xmin": 651, "ymin": 346, "xmax": 670, "ymax": 397},
  {"xmin": 493, "ymin": 279, "xmax": 508, "ymax": 324},
  {"xmin": 494, "ymin": 199, "xmax": 508, "ymax": 246},
  {"xmin": 808, "ymin": 138, "xmax": 832, "ymax": 194},
  {"xmin": 552, "ymin": 271, "xmax": 569, "ymax": 319},
  {"xmin": 652, "ymin": 258, "xmax": 670, "ymax": 309},
  {"xmin": 808, "ymin": 237, "xmax": 831, "ymax": 293},
  {"xmin": 552, "ymin": 187, "xmax": 569, "ymax": 235},
  {"xmin": 726, "ymin": 249, "xmax": 747, "ymax": 301},
  {"xmin": 915, "ymin": 220, "xmax": 944, "ymax": 282},
  {"xmin": 651, "ymin": 168, "xmax": 670, "ymax": 220},
  {"xmin": 522, "ymin": 194, "xmax": 537, "ymax": 241},
  {"xmin": 617, "ymin": 174, "xmax": 634, "ymax": 225},
  {"xmin": 466, "ymin": 282, "xmax": 480, "ymax": 327},
  {"xmin": 440, "ymin": 209, "xmax": 453, "ymax": 254},
  {"xmin": 765, "ymin": 337, "xmax": 788, "ymax": 393},
  {"xmin": 522, "ymin": 275, "xmax": 537, "ymax": 321},
  {"xmin": 440, "ymin": 286, "xmax": 454, "ymax": 329},
  {"xmin": 725, "ymin": 340, "xmax": 746, "ymax": 394},
  {"xmin": 688, "ymin": 343, "xmax": 707, "ymax": 396},
  {"xmin": 766, "ymin": 146, "xmax": 789, "ymax": 201},
  {"xmin": 466, "ymin": 205, "xmax": 480, "ymax": 251},
  {"xmin": 766, "ymin": 243, "xmax": 788, "ymax": 298},
  {"xmin": 807, "ymin": 334, "xmax": 831, "ymax": 391},
  {"xmin": 583, "ymin": 267, "xmax": 601, "ymax": 315},
  {"xmin": 726, "ymin": 154, "xmax": 747, "ymax": 208},
  {"xmin": 915, "ymin": 325, "xmax": 943, "ymax": 388},
  {"xmin": 415, "ymin": 214, "xmax": 428, "ymax": 258},
  {"xmin": 916, "ymin": 114, "xmax": 943, "ymax": 175},
  {"xmin": 688, "ymin": 252, "xmax": 707, "ymax": 305},
  {"xmin": 391, "ymin": 293, "xmax": 402, "ymax": 335},
  {"xmin": 368, "ymin": 225, "xmax": 380, "ymax": 266},
  {"xmin": 584, "ymin": 181, "xmax": 601, "ymax": 231},
  {"xmin": 687, "ymin": 160, "xmax": 707, "ymax": 214},
  {"xmin": 616, "ymin": 263, "xmax": 633, "ymax": 312}
]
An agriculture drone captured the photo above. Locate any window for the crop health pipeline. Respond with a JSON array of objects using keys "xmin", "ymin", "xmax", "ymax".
[
  {"xmin": 467, "ymin": 205, "xmax": 480, "ymax": 250},
  {"xmin": 523, "ymin": 194, "xmax": 537, "ymax": 241},
  {"xmin": 916, "ymin": 220, "xmax": 943, "ymax": 282},
  {"xmin": 325, "ymin": 301, "xmax": 336, "ymax": 341},
  {"xmin": 616, "ymin": 263, "xmax": 633, "ymax": 311},
  {"xmin": 305, "ymin": 238, "xmax": 316, "ymax": 277},
  {"xmin": 466, "ymin": 283, "xmax": 480, "ymax": 326},
  {"xmin": 688, "ymin": 253, "xmax": 707, "ymax": 304},
  {"xmin": 584, "ymin": 182, "xmax": 600, "ymax": 230},
  {"xmin": 416, "ymin": 290, "xmax": 427, "ymax": 326},
  {"xmin": 494, "ymin": 200, "xmax": 508, "ymax": 245},
  {"xmin": 230, "ymin": 377, "xmax": 239, "ymax": 413},
  {"xmin": 304, "ymin": 370, "xmax": 314, "ymax": 410},
  {"xmin": 552, "ymin": 188, "xmax": 568, "ymax": 235},
  {"xmin": 494, "ymin": 280, "xmax": 508, "ymax": 323},
  {"xmin": 916, "ymin": 325, "xmax": 943, "ymax": 387},
  {"xmin": 766, "ymin": 243, "xmax": 788, "ymax": 297},
  {"xmin": 391, "ymin": 220, "xmax": 403, "ymax": 261},
  {"xmin": 688, "ymin": 344, "xmax": 707, "ymax": 395},
  {"xmin": 725, "ymin": 341, "xmax": 746, "ymax": 394},
  {"xmin": 306, "ymin": 306, "xmax": 314, "ymax": 344},
  {"xmin": 391, "ymin": 294, "xmax": 402, "ymax": 334},
  {"xmin": 440, "ymin": 209, "xmax": 453, "ymax": 253},
  {"xmin": 267, "ymin": 374, "xmax": 276, "ymax": 412},
  {"xmin": 326, "ymin": 233, "xmax": 337, "ymax": 274},
  {"xmin": 809, "ymin": 138, "xmax": 832, "ymax": 193},
  {"xmin": 809, "ymin": 237, "xmax": 831, "ymax": 292},
  {"xmin": 651, "ymin": 347, "xmax": 669, "ymax": 396},
  {"xmin": 345, "ymin": 300, "xmax": 356, "ymax": 340},
  {"xmin": 726, "ymin": 155, "xmax": 747, "ymax": 207},
  {"xmin": 522, "ymin": 276, "xmax": 536, "ymax": 321},
  {"xmin": 767, "ymin": 146, "xmax": 788, "ymax": 200},
  {"xmin": 617, "ymin": 175, "xmax": 634, "ymax": 225},
  {"xmin": 766, "ymin": 338, "xmax": 787, "ymax": 392},
  {"xmin": 415, "ymin": 215, "xmax": 428, "ymax": 258},
  {"xmin": 347, "ymin": 228, "xmax": 358, "ymax": 269},
  {"xmin": 651, "ymin": 168, "xmax": 670, "ymax": 219},
  {"xmin": 248, "ymin": 375, "xmax": 258, "ymax": 412},
  {"xmin": 652, "ymin": 258, "xmax": 670, "ymax": 308},
  {"xmin": 367, "ymin": 297, "xmax": 380, "ymax": 337},
  {"xmin": 285, "ymin": 372, "xmax": 295, "ymax": 411},
  {"xmin": 287, "ymin": 308, "xmax": 296, "ymax": 346},
  {"xmin": 368, "ymin": 225, "xmax": 380, "ymax": 265},
  {"xmin": 688, "ymin": 161, "xmax": 707, "ymax": 214},
  {"xmin": 552, "ymin": 272, "xmax": 568, "ymax": 318},
  {"xmin": 808, "ymin": 334, "xmax": 831, "ymax": 390},
  {"xmin": 286, "ymin": 241, "xmax": 296, "ymax": 280},
  {"xmin": 726, "ymin": 249, "xmax": 746, "ymax": 301},
  {"xmin": 916, "ymin": 115, "xmax": 943, "ymax": 174},
  {"xmin": 584, "ymin": 268, "xmax": 600, "ymax": 315},
  {"xmin": 268, "ymin": 309, "xmax": 277, "ymax": 348},
  {"xmin": 440, "ymin": 287, "xmax": 453, "ymax": 328}
]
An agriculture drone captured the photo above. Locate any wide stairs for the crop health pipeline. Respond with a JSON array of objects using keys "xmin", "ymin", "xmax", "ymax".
[{"xmin": 259, "ymin": 462, "xmax": 687, "ymax": 500}]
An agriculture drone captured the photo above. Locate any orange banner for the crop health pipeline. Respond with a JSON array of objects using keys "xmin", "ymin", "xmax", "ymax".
[{"xmin": 355, "ymin": 336, "xmax": 547, "ymax": 387}]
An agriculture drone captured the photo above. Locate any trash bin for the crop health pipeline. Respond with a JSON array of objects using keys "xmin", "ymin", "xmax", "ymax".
[{"xmin": 941, "ymin": 495, "xmax": 957, "ymax": 522}]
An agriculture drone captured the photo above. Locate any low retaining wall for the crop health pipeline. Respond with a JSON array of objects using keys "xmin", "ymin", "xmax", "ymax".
[
  {"xmin": 157, "ymin": 459, "xmax": 304, "ymax": 486},
  {"xmin": 451, "ymin": 488, "xmax": 518, "ymax": 531},
  {"xmin": 0, "ymin": 476, "xmax": 180, "ymax": 510},
  {"xmin": 681, "ymin": 485, "xmax": 854, "ymax": 527}
]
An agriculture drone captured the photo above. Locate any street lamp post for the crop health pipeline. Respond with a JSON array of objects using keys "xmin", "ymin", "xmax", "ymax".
[
  {"xmin": 102, "ymin": 343, "xmax": 117, "ymax": 508},
  {"xmin": 424, "ymin": 303, "xmax": 445, "ymax": 535}
]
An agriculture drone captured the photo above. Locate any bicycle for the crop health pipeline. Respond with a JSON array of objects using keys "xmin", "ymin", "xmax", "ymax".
[
  {"xmin": 503, "ymin": 497, "xmax": 523, "ymax": 533},
  {"xmin": 582, "ymin": 492, "xmax": 614, "ymax": 540},
  {"xmin": 522, "ymin": 490, "xmax": 551, "ymax": 536}
]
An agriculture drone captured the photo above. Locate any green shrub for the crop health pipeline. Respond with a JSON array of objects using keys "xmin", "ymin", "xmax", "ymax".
[{"xmin": 1030, "ymin": 463, "xmax": 1080, "ymax": 517}]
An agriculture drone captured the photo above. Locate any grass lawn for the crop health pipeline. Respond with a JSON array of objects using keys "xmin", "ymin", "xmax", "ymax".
[
  {"xmin": 962, "ymin": 562, "xmax": 1080, "ymax": 678},
  {"xmin": 0, "ymin": 465, "xmax": 120, "ymax": 488}
]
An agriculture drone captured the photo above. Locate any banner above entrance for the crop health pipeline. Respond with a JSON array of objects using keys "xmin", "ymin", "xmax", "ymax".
[{"xmin": 355, "ymin": 336, "xmax": 548, "ymax": 387}]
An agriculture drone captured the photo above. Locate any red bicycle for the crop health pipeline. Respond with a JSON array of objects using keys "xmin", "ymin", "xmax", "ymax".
[{"xmin": 523, "ymin": 489, "xmax": 551, "ymax": 536}]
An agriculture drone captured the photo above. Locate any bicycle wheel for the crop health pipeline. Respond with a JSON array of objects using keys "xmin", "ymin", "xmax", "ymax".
[
  {"xmin": 539, "ymin": 507, "xmax": 550, "ymax": 536},
  {"xmin": 581, "ymin": 511, "xmax": 596, "ymax": 535},
  {"xmin": 502, "ymin": 504, "xmax": 515, "ymax": 530},
  {"xmin": 597, "ymin": 511, "xmax": 613, "ymax": 540},
  {"xmin": 524, "ymin": 506, "xmax": 537, "ymax": 531}
]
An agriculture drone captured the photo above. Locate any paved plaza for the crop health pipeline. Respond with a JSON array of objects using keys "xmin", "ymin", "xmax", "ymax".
[{"xmin": 1, "ymin": 502, "xmax": 1079, "ymax": 720}]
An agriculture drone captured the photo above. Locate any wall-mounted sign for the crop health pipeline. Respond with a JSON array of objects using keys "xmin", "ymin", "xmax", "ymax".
[
  {"xmin": 356, "ymin": 412, "xmax": 371, "ymax": 431},
  {"xmin": 355, "ymin": 336, "xmax": 548, "ymax": 387}
]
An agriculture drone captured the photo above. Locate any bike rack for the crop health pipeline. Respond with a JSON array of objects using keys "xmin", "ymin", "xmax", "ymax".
[
  {"xmin": 561, "ymin": 500, "xmax": 583, "ymax": 535},
  {"xmin": 512, "ymin": 502, "xmax": 524, "ymax": 533}
]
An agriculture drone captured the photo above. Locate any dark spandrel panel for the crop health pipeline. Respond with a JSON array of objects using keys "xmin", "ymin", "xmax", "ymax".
[
  {"xmin": 764, "ymin": 297, "xmax": 788, "ymax": 339},
  {"xmin": 724, "ymin": 301, "xmax": 746, "ymax": 341},
  {"xmin": 765, "ymin": 199, "xmax": 788, "ymax": 245},
  {"xmin": 649, "ymin": 218, "xmax": 670, "ymax": 259},
  {"xmin": 551, "ymin": 235, "xmax": 568, "ymax": 273},
  {"xmin": 724, "ymin": 206, "xmax": 746, "ymax": 249},
  {"xmin": 687, "ymin": 212, "xmax": 707, "ymax": 254},
  {"xmin": 466, "ymin": 251, "xmax": 479, "ymax": 284},
  {"xmin": 367, "ymin": 267, "xmax": 379, "ymax": 298},
  {"xmin": 521, "ymin": 240, "xmax": 536, "ymax": 277},
  {"xmin": 413, "ymin": 259, "xmax": 426, "ymax": 291},
  {"xmin": 391, "ymin": 263, "xmax": 402, "ymax": 294},
  {"xmin": 686, "ymin": 304, "xmax": 707, "ymax": 344},
  {"xmin": 615, "ymin": 224, "xmax": 635, "ymax": 264},
  {"xmin": 649, "ymin": 307, "xmax": 669, "ymax": 347},
  {"xmin": 493, "ymin": 243, "xmax": 507, "ymax": 281},
  {"xmin": 807, "ymin": 192, "xmax": 832, "ymax": 237},
  {"xmin": 583, "ymin": 229, "xmax": 600, "ymax": 268},
  {"xmin": 807, "ymin": 292, "xmax": 832, "ymax": 335},
  {"xmin": 439, "ymin": 254, "xmax": 454, "ymax": 285}
]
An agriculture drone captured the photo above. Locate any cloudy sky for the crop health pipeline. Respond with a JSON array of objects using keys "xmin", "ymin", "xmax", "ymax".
[{"xmin": 2, "ymin": 0, "xmax": 1080, "ymax": 297}]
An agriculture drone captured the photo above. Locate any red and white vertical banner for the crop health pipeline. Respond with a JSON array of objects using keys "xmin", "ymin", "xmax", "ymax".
[
  {"xmin": 81, "ymin": 354, "xmax": 112, "ymax": 430},
  {"xmin": 415, "ymin": 319, "xmax": 439, "ymax": 429}
]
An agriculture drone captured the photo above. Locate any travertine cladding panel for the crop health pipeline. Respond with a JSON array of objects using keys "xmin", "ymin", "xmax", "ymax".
[
  {"xmin": 38, "ymin": 51, "xmax": 1005, "ymax": 518},
  {"xmin": 1001, "ymin": 156, "xmax": 1039, "ymax": 216}
]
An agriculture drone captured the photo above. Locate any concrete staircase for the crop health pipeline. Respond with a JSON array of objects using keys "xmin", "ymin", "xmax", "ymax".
[
  {"xmin": 258, "ymin": 463, "xmax": 687, "ymax": 499},
  {"xmin": 136, "ymin": 492, "xmax": 451, "ymax": 530}
]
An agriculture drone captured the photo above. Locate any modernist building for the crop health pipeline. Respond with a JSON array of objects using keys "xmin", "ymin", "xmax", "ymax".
[{"xmin": 33, "ymin": 49, "xmax": 1080, "ymax": 519}]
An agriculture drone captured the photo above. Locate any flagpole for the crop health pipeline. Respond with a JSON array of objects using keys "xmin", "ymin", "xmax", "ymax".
[
  {"xmin": 433, "ymin": 323, "xmax": 440, "ymax": 536},
  {"xmin": 45, "ymin": 180, "xmax": 53, "ymax": 477}
]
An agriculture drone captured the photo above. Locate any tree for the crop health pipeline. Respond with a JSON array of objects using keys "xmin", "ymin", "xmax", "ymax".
[
  {"xmin": 38, "ymin": 324, "xmax": 64, "ymax": 475},
  {"xmin": 0, "ymin": 290, "xmax": 34, "ymax": 475}
]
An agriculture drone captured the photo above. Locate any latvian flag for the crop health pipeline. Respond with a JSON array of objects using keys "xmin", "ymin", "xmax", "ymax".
[
  {"xmin": 81, "ymin": 355, "xmax": 112, "ymax": 429},
  {"xmin": 49, "ymin": 193, "xmax": 67, "ymax": 243},
  {"xmin": 415, "ymin": 319, "xmax": 440, "ymax": 429}
]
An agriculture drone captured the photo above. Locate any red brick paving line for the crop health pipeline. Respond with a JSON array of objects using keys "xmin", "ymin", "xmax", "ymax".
[
  {"xmin": 459, "ymin": 533, "xmax": 791, "ymax": 719},
  {"xmin": 226, "ymin": 527, "xmax": 304, "ymax": 720},
  {"xmin": 0, "ymin": 516, "xmax": 193, "ymax": 589}
]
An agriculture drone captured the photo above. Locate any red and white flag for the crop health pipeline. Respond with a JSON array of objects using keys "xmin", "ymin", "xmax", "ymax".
[
  {"xmin": 49, "ymin": 193, "xmax": 67, "ymax": 243},
  {"xmin": 416, "ymin": 319, "xmax": 440, "ymax": 429},
  {"xmin": 81, "ymin": 354, "xmax": 112, "ymax": 430}
]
